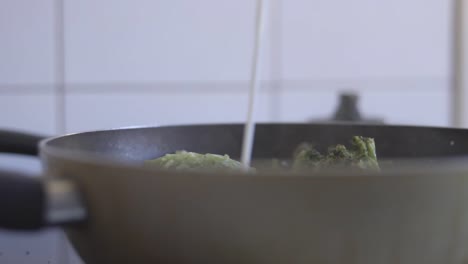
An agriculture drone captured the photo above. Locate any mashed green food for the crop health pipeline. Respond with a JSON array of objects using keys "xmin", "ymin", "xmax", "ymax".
[
  {"xmin": 146, "ymin": 136, "xmax": 379, "ymax": 173},
  {"xmin": 145, "ymin": 151, "xmax": 245, "ymax": 172}
]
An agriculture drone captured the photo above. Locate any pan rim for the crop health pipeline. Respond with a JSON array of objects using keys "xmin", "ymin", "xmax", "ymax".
[{"xmin": 39, "ymin": 122, "xmax": 468, "ymax": 179}]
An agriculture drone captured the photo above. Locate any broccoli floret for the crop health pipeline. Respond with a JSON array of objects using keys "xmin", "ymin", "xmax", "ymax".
[
  {"xmin": 292, "ymin": 143, "xmax": 323, "ymax": 170},
  {"xmin": 349, "ymin": 136, "xmax": 379, "ymax": 170},
  {"xmin": 292, "ymin": 136, "xmax": 380, "ymax": 172},
  {"xmin": 319, "ymin": 144, "xmax": 354, "ymax": 169}
]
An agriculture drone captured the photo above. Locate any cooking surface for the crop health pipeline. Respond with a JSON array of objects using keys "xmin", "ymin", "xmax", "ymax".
[{"xmin": 47, "ymin": 123, "xmax": 468, "ymax": 163}]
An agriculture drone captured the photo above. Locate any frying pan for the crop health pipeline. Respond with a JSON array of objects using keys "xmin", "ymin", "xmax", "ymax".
[{"xmin": 2, "ymin": 123, "xmax": 468, "ymax": 264}]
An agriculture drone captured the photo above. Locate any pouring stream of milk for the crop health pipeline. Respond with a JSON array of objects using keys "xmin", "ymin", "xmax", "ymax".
[{"xmin": 240, "ymin": 0, "xmax": 268, "ymax": 170}]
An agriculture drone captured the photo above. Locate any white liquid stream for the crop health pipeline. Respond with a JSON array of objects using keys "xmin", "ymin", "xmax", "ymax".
[{"xmin": 240, "ymin": 0, "xmax": 268, "ymax": 170}]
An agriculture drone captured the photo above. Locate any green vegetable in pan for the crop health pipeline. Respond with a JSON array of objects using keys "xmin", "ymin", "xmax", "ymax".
[
  {"xmin": 292, "ymin": 136, "xmax": 380, "ymax": 171},
  {"xmin": 146, "ymin": 136, "xmax": 380, "ymax": 172},
  {"xmin": 145, "ymin": 151, "xmax": 245, "ymax": 172}
]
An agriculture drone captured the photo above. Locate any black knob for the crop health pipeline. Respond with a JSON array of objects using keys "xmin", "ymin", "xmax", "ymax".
[{"xmin": 333, "ymin": 92, "xmax": 362, "ymax": 121}]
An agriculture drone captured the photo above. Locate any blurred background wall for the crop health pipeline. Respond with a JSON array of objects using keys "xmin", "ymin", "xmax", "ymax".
[{"xmin": 0, "ymin": 0, "xmax": 453, "ymax": 263}]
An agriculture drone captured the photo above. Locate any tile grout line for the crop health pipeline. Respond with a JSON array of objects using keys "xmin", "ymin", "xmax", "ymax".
[
  {"xmin": 0, "ymin": 78, "xmax": 448, "ymax": 95},
  {"xmin": 451, "ymin": 0, "xmax": 465, "ymax": 127},
  {"xmin": 0, "ymin": 76, "xmax": 449, "ymax": 92},
  {"xmin": 54, "ymin": 0, "xmax": 66, "ymax": 135}
]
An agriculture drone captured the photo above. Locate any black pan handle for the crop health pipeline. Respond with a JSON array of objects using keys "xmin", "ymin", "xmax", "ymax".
[
  {"xmin": 0, "ymin": 130, "xmax": 86, "ymax": 230},
  {"xmin": 0, "ymin": 130, "xmax": 46, "ymax": 156},
  {"xmin": 0, "ymin": 169, "xmax": 86, "ymax": 230},
  {"xmin": 0, "ymin": 170, "xmax": 45, "ymax": 229}
]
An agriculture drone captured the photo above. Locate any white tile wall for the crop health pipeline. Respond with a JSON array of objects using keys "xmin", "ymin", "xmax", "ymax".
[
  {"xmin": 65, "ymin": 89, "xmax": 273, "ymax": 132},
  {"xmin": 64, "ymin": 0, "xmax": 451, "ymax": 83},
  {"xmin": 0, "ymin": 0, "xmax": 455, "ymax": 263},
  {"xmin": 0, "ymin": 0, "xmax": 56, "ymax": 84},
  {"xmin": 360, "ymin": 89, "xmax": 449, "ymax": 126},
  {"xmin": 0, "ymin": 93, "xmax": 57, "ymax": 135},
  {"xmin": 281, "ymin": 0, "xmax": 450, "ymax": 79},
  {"xmin": 273, "ymin": 76, "xmax": 449, "ymax": 125},
  {"xmin": 277, "ymin": 87, "xmax": 449, "ymax": 126},
  {"xmin": 65, "ymin": 0, "xmax": 262, "ymax": 83},
  {"xmin": 65, "ymin": 77, "xmax": 450, "ymax": 133}
]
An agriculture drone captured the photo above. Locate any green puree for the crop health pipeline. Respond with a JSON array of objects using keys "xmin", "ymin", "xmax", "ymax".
[
  {"xmin": 145, "ymin": 151, "xmax": 244, "ymax": 172},
  {"xmin": 146, "ymin": 136, "xmax": 380, "ymax": 172}
]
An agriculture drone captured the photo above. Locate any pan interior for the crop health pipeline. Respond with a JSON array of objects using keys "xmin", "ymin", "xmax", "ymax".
[
  {"xmin": 44, "ymin": 124, "xmax": 468, "ymax": 264},
  {"xmin": 43, "ymin": 124, "xmax": 468, "ymax": 166}
]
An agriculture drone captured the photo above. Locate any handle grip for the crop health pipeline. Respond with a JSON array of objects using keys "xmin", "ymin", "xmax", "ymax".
[
  {"xmin": 0, "ymin": 169, "xmax": 86, "ymax": 230},
  {"xmin": 0, "ymin": 130, "xmax": 86, "ymax": 230},
  {"xmin": 0, "ymin": 170, "xmax": 45, "ymax": 230},
  {"xmin": 0, "ymin": 130, "xmax": 45, "ymax": 156}
]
